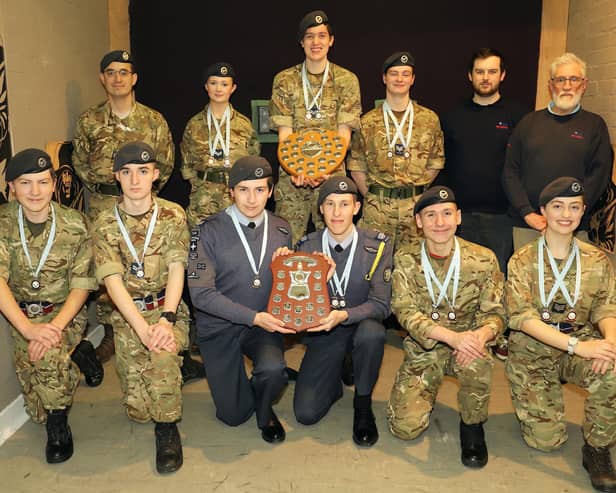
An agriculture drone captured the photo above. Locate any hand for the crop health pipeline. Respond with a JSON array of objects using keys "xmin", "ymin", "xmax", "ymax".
[
  {"xmin": 290, "ymin": 174, "xmax": 309, "ymax": 187},
  {"xmin": 147, "ymin": 321, "xmax": 177, "ymax": 353},
  {"xmin": 272, "ymin": 246, "xmax": 294, "ymax": 262},
  {"xmin": 574, "ymin": 339, "xmax": 616, "ymax": 361},
  {"xmin": 253, "ymin": 312, "xmax": 296, "ymax": 334},
  {"xmin": 452, "ymin": 349, "xmax": 476, "ymax": 368},
  {"xmin": 475, "ymin": 326, "xmax": 497, "ymax": 348},
  {"xmin": 590, "ymin": 358, "xmax": 615, "ymax": 375},
  {"xmin": 21, "ymin": 321, "xmax": 63, "ymax": 349},
  {"xmin": 524, "ymin": 212, "xmax": 547, "ymax": 232},
  {"xmin": 304, "ymin": 174, "xmax": 328, "ymax": 188},
  {"xmin": 28, "ymin": 340, "xmax": 49, "ymax": 362},
  {"xmin": 308, "ymin": 310, "xmax": 348, "ymax": 332},
  {"xmin": 449, "ymin": 330, "xmax": 486, "ymax": 359}
]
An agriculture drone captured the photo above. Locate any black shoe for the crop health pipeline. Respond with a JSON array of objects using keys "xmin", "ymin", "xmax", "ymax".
[
  {"xmin": 180, "ymin": 350, "xmax": 205, "ymax": 385},
  {"xmin": 46, "ymin": 409, "xmax": 73, "ymax": 464},
  {"xmin": 154, "ymin": 422, "xmax": 183, "ymax": 474},
  {"xmin": 286, "ymin": 367, "xmax": 298, "ymax": 381},
  {"xmin": 583, "ymin": 443, "xmax": 616, "ymax": 492},
  {"xmin": 341, "ymin": 353, "xmax": 354, "ymax": 387},
  {"xmin": 96, "ymin": 323, "xmax": 115, "ymax": 363},
  {"xmin": 71, "ymin": 340, "xmax": 104, "ymax": 387},
  {"xmin": 260, "ymin": 411, "xmax": 285, "ymax": 444},
  {"xmin": 459, "ymin": 421, "xmax": 488, "ymax": 468},
  {"xmin": 353, "ymin": 406, "xmax": 378, "ymax": 447}
]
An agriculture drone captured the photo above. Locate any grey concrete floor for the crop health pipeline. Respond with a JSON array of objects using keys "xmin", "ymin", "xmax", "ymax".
[{"xmin": 0, "ymin": 331, "xmax": 604, "ymax": 492}]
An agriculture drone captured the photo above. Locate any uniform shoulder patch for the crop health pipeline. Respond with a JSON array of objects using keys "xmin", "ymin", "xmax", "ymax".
[
  {"xmin": 278, "ymin": 226, "xmax": 289, "ymax": 235},
  {"xmin": 376, "ymin": 231, "xmax": 390, "ymax": 242},
  {"xmin": 196, "ymin": 262, "xmax": 207, "ymax": 271},
  {"xmin": 383, "ymin": 268, "xmax": 392, "ymax": 283},
  {"xmin": 187, "ymin": 271, "xmax": 199, "ymax": 280}
]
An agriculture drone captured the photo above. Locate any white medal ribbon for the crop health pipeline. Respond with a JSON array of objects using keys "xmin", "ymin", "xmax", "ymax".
[
  {"xmin": 18, "ymin": 203, "xmax": 57, "ymax": 281},
  {"xmin": 114, "ymin": 201, "xmax": 158, "ymax": 270},
  {"xmin": 230, "ymin": 207, "xmax": 269, "ymax": 279},
  {"xmin": 421, "ymin": 238, "xmax": 461, "ymax": 313},
  {"xmin": 383, "ymin": 100, "xmax": 414, "ymax": 155},
  {"xmin": 301, "ymin": 61, "xmax": 330, "ymax": 116},
  {"xmin": 538, "ymin": 236, "xmax": 581, "ymax": 313},
  {"xmin": 322, "ymin": 227, "xmax": 358, "ymax": 301},
  {"xmin": 207, "ymin": 105, "xmax": 231, "ymax": 163}
]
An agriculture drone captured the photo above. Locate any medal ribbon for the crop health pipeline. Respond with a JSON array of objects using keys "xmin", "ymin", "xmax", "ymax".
[
  {"xmin": 383, "ymin": 100, "xmax": 414, "ymax": 154},
  {"xmin": 420, "ymin": 238, "xmax": 461, "ymax": 313},
  {"xmin": 18, "ymin": 203, "xmax": 57, "ymax": 281},
  {"xmin": 321, "ymin": 227, "xmax": 358, "ymax": 300},
  {"xmin": 301, "ymin": 61, "xmax": 330, "ymax": 115},
  {"xmin": 114, "ymin": 201, "xmax": 158, "ymax": 271},
  {"xmin": 206, "ymin": 105, "xmax": 231, "ymax": 163},
  {"xmin": 230, "ymin": 206, "xmax": 268, "ymax": 279},
  {"xmin": 538, "ymin": 236, "xmax": 581, "ymax": 313}
]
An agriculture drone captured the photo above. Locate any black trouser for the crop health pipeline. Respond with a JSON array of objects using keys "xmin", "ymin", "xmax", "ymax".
[
  {"xmin": 294, "ymin": 318, "xmax": 385, "ymax": 425},
  {"xmin": 198, "ymin": 324, "xmax": 287, "ymax": 428}
]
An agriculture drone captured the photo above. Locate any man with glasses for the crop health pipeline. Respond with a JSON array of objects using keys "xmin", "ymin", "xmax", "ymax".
[{"xmin": 503, "ymin": 52, "xmax": 613, "ymax": 250}]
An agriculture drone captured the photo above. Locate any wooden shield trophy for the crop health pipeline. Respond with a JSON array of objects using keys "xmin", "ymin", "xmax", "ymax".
[
  {"xmin": 277, "ymin": 129, "xmax": 346, "ymax": 179},
  {"xmin": 268, "ymin": 253, "xmax": 331, "ymax": 331}
]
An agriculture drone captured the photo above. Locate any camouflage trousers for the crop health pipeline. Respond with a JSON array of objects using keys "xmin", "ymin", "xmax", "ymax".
[
  {"xmin": 186, "ymin": 181, "xmax": 231, "ymax": 230},
  {"xmin": 506, "ymin": 330, "xmax": 616, "ymax": 451},
  {"xmin": 275, "ymin": 167, "xmax": 345, "ymax": 245},
  {"xmin": 112, "ymin": 301, "xmax": 190, "ymax": 423},
  {"xmin": 388, "ymin": 339, "xmax": 494, "ymax": 440},
  {"xmin": 359, "ymin": 192, "xmax": 420, "ymax": 250},
  {"xmin": 11, "ymin": 306, "xmax": 86, "ymax": 424}
]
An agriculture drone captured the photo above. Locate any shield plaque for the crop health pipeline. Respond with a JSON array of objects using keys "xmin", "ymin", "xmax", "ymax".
[{"xmin": 277, "ymin": 129, "xmax": 346, "ymax": 179}]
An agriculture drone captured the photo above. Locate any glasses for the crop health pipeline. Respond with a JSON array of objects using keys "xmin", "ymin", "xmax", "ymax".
[
  {"xmin": 104, "ymin": 69, "xmax": 133, "ymax": 78},
  {"xmin": 551, "ymin": 76, "xmax": 585, "ymax": 87}
]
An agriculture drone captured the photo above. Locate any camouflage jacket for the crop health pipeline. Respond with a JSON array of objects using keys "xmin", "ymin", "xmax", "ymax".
[
  {"xmin": 392, "ymin": 236, "xmax": 505, "ymax": 350},
  {"xmin": 93, "ymin": 197, "xmax": 189, "ymax": 298},
  {"xmin": 0, "ymin": 201, "xmax": 96, "ymax": 303},
  {"xmin": 347, "ymin": 101, "xmax": 444, "ymax": 187}
]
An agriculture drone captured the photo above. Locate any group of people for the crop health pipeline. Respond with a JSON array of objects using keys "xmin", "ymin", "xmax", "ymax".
[{"xmin": 1, "ymin": 8, "xmax": 616, "ymax": 493}]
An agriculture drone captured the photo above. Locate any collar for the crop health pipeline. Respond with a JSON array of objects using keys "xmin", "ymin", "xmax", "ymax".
[
  {"xmin": 326, "ymin": 225, "xmax": 356, "ymax": 250},
  {"xmin": 547, "ymin": 101, "xmax": 581, "ymax": 116},
  {"xmin": 226, "ymin": 204, "xmax": 265, "ymax": 228}
]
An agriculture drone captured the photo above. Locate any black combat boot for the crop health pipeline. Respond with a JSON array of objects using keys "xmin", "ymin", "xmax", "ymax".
[
  {"xmin": 71, "ymin": 339, "xmax": 104, "ymax": 387},
  {"xmin": 154, "ymin": 421, "xmax": 183, "ymax": 474},
  {"xmin": 352, "ymin": 394, "xmax": 378, "ymax": 447},
  {"xmin": 180, "ymin": 350, "xmax": 205, "ymax": 385},
  {"xmin": 95, "ymin": 323, "xmax": 115, "ymax": 363},
  {"xmin": 583, "ymin": 443, "xmax": 616, "ymax": 492},
  {"xmin": 460, "ymin": 420, "xmax": 488, "ymax": 468},
  {"xmin": 260, "ymin": 409, "xmax": 286, "ymax": 444},
  {"xmin": 46, "ymin": 409, "xmax": 73, "ymax": 464}
]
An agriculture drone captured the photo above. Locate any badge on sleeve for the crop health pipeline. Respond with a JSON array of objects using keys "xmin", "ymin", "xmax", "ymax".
[{"xmin": 383, "ymin": 268, "xmax": 392, "ymax": 283}]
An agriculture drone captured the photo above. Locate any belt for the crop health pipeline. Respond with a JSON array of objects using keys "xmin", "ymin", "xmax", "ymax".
[
  {"xmin": 132, "ymin": 289, "xmax": 166, "ymax": 312},
  {"xmin": 368, "ymin": 183, "xmax": 426, "ymax": 200},
  {"xmin": 197, "ymin": 169, "xmax": 228, "ymax": 184},
  {"xmin": 92, "ymin": 183, "xmax": 121, "ymax": 196},
  {"xmin": 549, "ymin": 322, "xmax": 581, "ymax": 335},
  {"xmin": 19, "ymin": 301, "xmax": 55, "ymax": 318}
]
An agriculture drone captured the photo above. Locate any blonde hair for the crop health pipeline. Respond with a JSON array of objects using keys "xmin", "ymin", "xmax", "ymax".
[{"xmin": 550, "ymin": 53, "xmax": 587, "ymax": 78}]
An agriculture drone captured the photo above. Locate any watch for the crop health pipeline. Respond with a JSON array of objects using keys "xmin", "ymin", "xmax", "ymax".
[
  {"xmin": 567, "ymin": 336, "xmax": 579, "ymax": 356},
  {"xmin": 160, "ymin": 311, "xmax": 177, "ymax": 324}
]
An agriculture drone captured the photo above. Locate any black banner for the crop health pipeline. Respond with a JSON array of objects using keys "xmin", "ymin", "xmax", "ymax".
[{"xmin": 0, "ymin": 36, "xmax": 12, "ymax": 203}]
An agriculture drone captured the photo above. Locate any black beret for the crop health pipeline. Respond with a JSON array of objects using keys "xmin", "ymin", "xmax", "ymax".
[
  {"xmin": 203, "ymin": 62, "xmax": 236, "ymax": 85},
  {"xmin": 100, "ymin": 50, "xmax": 134, "ymax": 72},
  {"xmin": 229, "ymin": 156, "xmax": 272, "ymax": 189},
  {"xmin": 113, "ymin": 142, "xmax": 156, "ymax": 172},
  {"xmin": 414, "ymin": 186, "xmax": 457, "ymax": 215},
  {"xmin": 6, "ymin": 148, "xmax": 53, "ymax": 181},
  {"xmin": 298, "ymin": 10, "xmax": 329, "ymax": 40},
  {"xmin": 383, "ymin": 51, "xmax": 415, "ymax": 73},
  {"xmin": 317, "ymin": 176, "xmax": 359, "ymax": 207},
  {"xmin": 539, "ymin": 177, "xmax": 584, "ymax": 207}
]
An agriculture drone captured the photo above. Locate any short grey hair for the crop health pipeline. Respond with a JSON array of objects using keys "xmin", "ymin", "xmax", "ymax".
[{"xmin": 550, "ymin": 52, "xmax": 587, "ymax": 78}]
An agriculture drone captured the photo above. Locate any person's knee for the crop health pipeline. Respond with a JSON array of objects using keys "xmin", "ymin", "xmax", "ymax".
[
  {"xmin": 387, "ymin": 411, "xmax": 429, "ymax": 440},
  {"xmin": 354, "ymin": 319, "xmax": 386, "ymax": 348},
  {"xmin": 521, "ymin": 421, "xmax": 567, "ymax": 452}
]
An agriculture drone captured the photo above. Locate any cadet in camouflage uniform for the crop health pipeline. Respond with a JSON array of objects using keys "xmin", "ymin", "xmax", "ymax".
[
  {"xmin": 0, "ymin": 149, "xmax": 98, "ymax": 464},
  {"xmin": 387, "ymin": 186, "xmax": 504, "ymax": 469},
  {"xmin": 505, "ymin": 177, "xmax": 616, "ymax": 493},
  {"xmin": 181, "ymin": 62, "xmax": 260, "ymax": 228},
  {"xmin": 93, "ymin": 142, "xmax": 188, "ymax": 474},
  {"xmin": 270, "ymin": 10, "xmax": 361, "ymax": 244},
  {"xmin": 73, "ymin": 50, "xmax": 174, "ymax": 363},
  {"xmin": 348, "ymin": 52, "xmax": 444, "ymax": 248}
]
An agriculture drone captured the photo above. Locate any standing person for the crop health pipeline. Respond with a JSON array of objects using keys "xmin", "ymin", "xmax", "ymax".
[
  {"xmin": 506, "ymin": 177, "xmax": 616, "ymax": 493},
  {"xmin": 439, "ymin": 48, "xmax": 527, "ymax": 273},
  {"xmin": 0, "ymin": 149, "xmax": 98, "ymax": 463},
  {"xmin": 180, "ymin": 62, "xmax": 260, "ymax": 228},
  {"xmin": 188, "ymin": 156, "xmax": 293, "ymax": 444},
  {"xmin": 387, "ymin": 186, "xmax": 505, "ymax": 468},
  {"xmin": 92, "ymin": 142, "xmax": 188, "ymax": 474},
  {"xmin": 348, "ymin": 51, "xmax": 444, "ymax": 248},
  {"xmin": 72, "ymin": 50, "xmax": 174, "ymax": 365},
  {"xmin": 291, "ymin": 176, "xmax": 392, "ymax": 447},
  {"xmin": 503, "ymin": 52, "xmax": 613, "ymax": 251},
  {"xmin": 270, "ymin": 10, "xmax": 361, "ymax": 245}
]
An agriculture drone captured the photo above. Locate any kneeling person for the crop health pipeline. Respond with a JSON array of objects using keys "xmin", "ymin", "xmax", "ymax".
[
  {"xmin": 506, "ymin": 177, "xmax": 616, "ymax": 493},
  {"xmin": 93, "ymin": 142, "xmax": 189, "ymax": 474},
  {"xmin": 293, "ymin": 176, "xmax": 393, "ymax": 447},
  {"xmin": 387, "ymin": 186, "xmax": 504, "ymax": 468},
  {"xmin": 0, "ymin": 149, "xmax": 98, "ymax": 463}
]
